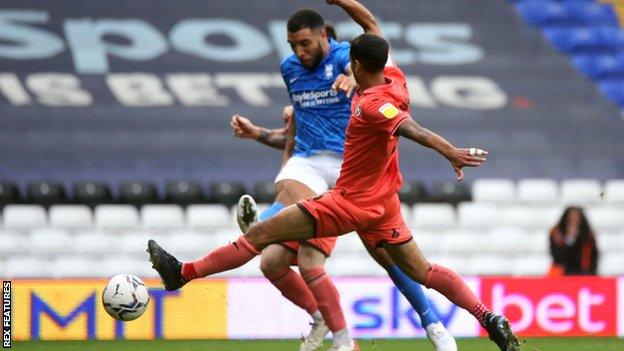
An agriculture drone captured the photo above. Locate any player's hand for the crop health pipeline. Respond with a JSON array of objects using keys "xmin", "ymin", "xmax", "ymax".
[
  {"xmin": 332, "ymin": 74, "xmax": 358, "ymax": 98},
  {"xmin": 231, "ymin": 114, "xmax": 260, "ymax": 140},
  {"xmin": 449, "ymin": 147, "xmax": 488, "ymax": 182}
]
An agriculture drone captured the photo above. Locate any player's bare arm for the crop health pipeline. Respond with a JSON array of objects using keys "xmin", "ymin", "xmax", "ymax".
[
  {"xmin": 281, "ymin": 109, "xmax": 297, "ymax": 167},
  {"xmin": 396, "ymin": 118, "xmax": 488, "ymax": 182},
  {"xmin": 326, "ymin": 0, "xmax": 381, "ymax": 36},
  {"xmin": 332, "ymin": 66, "xmax": 358, "ymax": 97},
  {"xmin": 231, "ymin": 114, "xmax": 287, "ymax": 150}
]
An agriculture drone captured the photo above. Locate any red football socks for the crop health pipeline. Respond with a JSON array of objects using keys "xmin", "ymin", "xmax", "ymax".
[
  {"xmin": 301, "ymin": 266, "xmax": 346, "ymax": 332},
  {"xmin": 265, "ymin": 266, "xmax": 319, "ymax": 315},
  {"xmin": 424, "ymin": 263, "xmax": 490, "ymax": 325},
  {"xmin": 182, "ymin": 235, "xmax": 261, "ymax": 280}
]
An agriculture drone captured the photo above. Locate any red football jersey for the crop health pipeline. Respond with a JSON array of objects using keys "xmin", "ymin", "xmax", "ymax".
[{"xmin": 334, "ymin": 56, "xmax": 411, "ymax": 206}]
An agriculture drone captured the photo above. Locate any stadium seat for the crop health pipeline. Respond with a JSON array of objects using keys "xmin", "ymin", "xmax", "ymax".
[
  {"xmin": 517, "ymin": 178, "xmax": 559, "ymax": 203},
  {"xmin": 118, "ymin": 231, "xmax": 154, "ymax": 256},
  {"xmin": 516, "ymin": 0, "xmax": 570, "ymax": 27},
  {"xmin": 411, "ymin": 203, "xmax": 456, "ymax": 228},
  {"xmin": 51, "ymin": 257, "xmax": 100, "ymax": 278},
  {"xmin": 462, "ymin": 256, "xmax": 513, "ymax": 276},
  {"xmin": 333, "ymin": 232, "xmax": 364, "ymax": 255},
  {"xmin": 326, "ymin": 253, "xmax": 387, "ymax": 276},
  {"xmin": 187, "ymin": 204, "xmax": 231, "ymax": 228},
  {"xmin": 94, "ymin": 204, "xmax": 140, "ymax": 228},
  {"xmin": 141, "ymin": 204, "xmax": 185, "ymax": 228},
  {"xmin": 49, "ymin": 205, "xmax": 93, "ymax": 228},
  {"xmin": 165, "ymin": 180, "xmax": 205, "ymax": 206},
  {"xmin": 502, "ymin": 205, "xmax": 563, "ymax": 228},
  {"xmin": 27, "ymin": 181, "xmax": 67, "ymax": 207},
  {"xmin": 252, "ymin": 181, "xmax": 275, "ymax": 204},
  {"xmin": 209, "ymin": 181, "xmax": 246, "ymax": 206},
  {"xmin": 598, "ymin": 231, "xmax": 624, "ymax": 254},
  {"xmin": 598, "ymin": 79, "xmax": 624, "ymax": 105},
  {"xmin": 73, "ymin": 181, "xmax": 113, "ymax": 207},
  {"xmin": 599, "ymin": 252, "xmax": 624, "ymax": 275},
  {"xmin": 560, "ymin": 179, "xmax": 603, "ymax": 204},
  {"xmin": 457, "ymin": 203, "xmax": 504, "ymax": 227},
  {"xmin": 571, "ymin": 54, "xmax": 624, "ymax": 80},
  {"xmin": 0, "ymin": 230, "xmax": 27, "ymax": 256},
  {"xmin": 5, "ymin": 256, "xmax": 53, "ymax": 278},
  {"xmin": 604, "ymin": 179, "xmax": 624, "ymax": 203},
  {"xmin": 443, "ymin": 231, "xmax": 485, "ymax": 254},
  {"xmin": 29, "ymin": 228, "xmax": 74, "ymax": 255},
  {"xmin": 2, "ymin": 204, "xmax": 47, "ymax": 228},
  {"xmin": 119, "ymin": 181, "xmax": 159, "ymax": 206},
  {"xmin": 398, "ymin": 181, "xmax": 427, "ymax": 205},
  {"xmin": 74, "ymin": 230, "xmax": 115, "ymax": 255},
  {"xmin": 156, "ymin": 232, "xmax": 214, "ymax": 258},
  {"xmin": 562, "ymin": 1, "xmax": 618, "ymax": 26},
  {"xmin": 586, "ymin": 206, "xmax": 624, "ymax": 230},
  {"xmin": 544, "ymin": 27, "xmax": 617, "ymax": 54},
  {"xmin": 98, "ymin": 257, "xmax": 158, "ymax": 278},
  {"xmin": 512, "ymin": 255, "xmax": 551, "ymax": 276},
  {"xmin": 472, "ymin": 178, "xmax": 516, "ymax": 203},
  {"xmin": 428, "ymin": 181, "xmax": 471, "ymax": 204},
  {"xmin": 0, "ymin": 181, "xmax": 21, "ymax": 208}
]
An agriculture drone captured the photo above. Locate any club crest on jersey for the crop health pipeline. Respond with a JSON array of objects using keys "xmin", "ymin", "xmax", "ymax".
[
  {"xmin": 378, "ymin": 102, "xmax": 400, "ymax": 119},
  {"xmin": 324, "ymin": 64, "xmax": 334, "ymax": 79},
  {"xmin": 355, "ymin": 104, "xmax": 362, "ymax": 116}
]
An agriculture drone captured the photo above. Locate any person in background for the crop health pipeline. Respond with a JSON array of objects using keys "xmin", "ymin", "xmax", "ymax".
[{"xmin": 548, "ymin": 206, "xmax": 599, "ymax": 276}]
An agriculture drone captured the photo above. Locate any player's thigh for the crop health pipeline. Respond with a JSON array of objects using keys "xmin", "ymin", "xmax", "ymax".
[
  {"xmin": 246, "ymin": 204, "xmax": 315, "ymax": 248},
  {"xmin": 274, "ymin": 179, "xmax": 317, "ymax": 206},
  {"xmin": 297, "ymin": 243, "xmax": 327, "ymax": 271},
  {"xmin": 260, "ymin": 244, "xmax": 297, "ymax": 274},
  {"xmin": 382, "ymin": 239, "xmax": 431, "ymax": 283},
  {"xmin": 359, "ymin": 239, "xmax": 395, "ymax": 270}
]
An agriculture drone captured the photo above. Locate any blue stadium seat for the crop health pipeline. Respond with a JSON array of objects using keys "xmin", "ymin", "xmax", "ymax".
[
  {"xmin": 598, "ymin": 80, "xmax": 624, "ymax": 106},
  {"xmin": 562, "ymin": 1, "xmax": 618, "ymax": 26},
  {"xmin": 544, "ymin": 27, "xmax": 620, "ymax": 54},
  {"xmin": 572, "ymin": 54, "xmax": 624, "ymax": 80},
  {"xmin": 516, "ymin": 1, "xmax": 570, "ymax": 26}
]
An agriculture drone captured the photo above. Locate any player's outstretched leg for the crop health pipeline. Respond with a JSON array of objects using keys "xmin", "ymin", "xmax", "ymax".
[{"xmin": 384, "ymin": 240, "xmax": 521, "ymax": 351}]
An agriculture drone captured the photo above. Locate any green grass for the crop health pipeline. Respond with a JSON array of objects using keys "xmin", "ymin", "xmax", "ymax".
[{"xmin": 11, "ymin": 338, "xmax": 624, "ymax": 351}]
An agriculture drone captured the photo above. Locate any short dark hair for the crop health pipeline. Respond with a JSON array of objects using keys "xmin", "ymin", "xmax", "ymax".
[
  {"xmin": 350, "ymin": 34, "xmax": 389, "ymax": 73},
  {"xmin": 287, "ymin": 8, "xmax": 325, "ymax": 33}
]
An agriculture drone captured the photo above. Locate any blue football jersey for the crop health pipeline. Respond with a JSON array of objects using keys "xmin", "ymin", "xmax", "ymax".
[{"xmin": 281, "ymin": 38, "xmax": 352, "ymax": 157}]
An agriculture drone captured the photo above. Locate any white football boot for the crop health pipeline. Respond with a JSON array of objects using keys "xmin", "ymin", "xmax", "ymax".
[
  {"xmin": 236, "ymin": 194, "xmax": 258, "ymax": 233},
  {"xmin": 327, "ymin": 340, "xmax": 360, "ymax": 351},
  {"xmin": 299, "ymin": 320, "xmax": 330, "ymax": 351},
  {"xmin": 425, "ymin": 322, "xmax": 457, "ymax": 351}
]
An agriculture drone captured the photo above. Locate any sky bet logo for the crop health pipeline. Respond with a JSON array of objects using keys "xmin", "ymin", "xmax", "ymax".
[{"xmin": 2, "ymin": 281, "xmax": 11, "ymax": 349}]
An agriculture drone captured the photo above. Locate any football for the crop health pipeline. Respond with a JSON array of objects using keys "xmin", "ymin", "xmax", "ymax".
[{"xmin": 102, "ymin": 274, "xmax": 150, "ymax": 321}]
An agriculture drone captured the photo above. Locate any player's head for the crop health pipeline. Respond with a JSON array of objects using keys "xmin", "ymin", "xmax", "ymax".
[
  {"xmin": 349, "ymin": 33, "xmax": 389, "ymax": 83},
  {"xmin": 287, "ymin": 8, "xmax": 329, "ymax": 69}
]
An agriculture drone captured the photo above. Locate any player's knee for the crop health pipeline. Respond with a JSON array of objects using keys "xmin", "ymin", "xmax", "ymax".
[{"xmin": 260, "ymin": 254, "xmax": 288, "ymax": 277}]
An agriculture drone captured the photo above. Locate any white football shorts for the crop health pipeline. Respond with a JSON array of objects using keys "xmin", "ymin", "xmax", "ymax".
[{"xmin": 274, "ymin": 153, "xmax": 343, "ymax": 195}]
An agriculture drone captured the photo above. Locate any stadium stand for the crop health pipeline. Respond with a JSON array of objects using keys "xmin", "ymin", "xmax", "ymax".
[{"xmin": 0, "ymin": 0, "xmax": 622, "ymax": 281}]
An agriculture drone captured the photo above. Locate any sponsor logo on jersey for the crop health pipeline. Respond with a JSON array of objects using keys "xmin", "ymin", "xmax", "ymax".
[
  {"xmin": 324, "ymin": 64, "xmax": 334, "ymax": 79},
  {"xmin": 378, "ymin": 102, "xmax": 400, "ymax": 119},
  {"xmin": 355, "ymin": 104, "xmax": 362, "ymax": 116}
]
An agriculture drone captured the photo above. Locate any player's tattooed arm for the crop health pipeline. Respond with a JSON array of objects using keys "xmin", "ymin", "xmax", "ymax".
[
  {"xmin": 231, "ymin": 114, "xmax": 287, "ymax": 150},
  {"xmin": 281, "ymin": 110, "xmax": 297, "ymax": 168},
  {"xmin": 397, "ymin": 118, "xmax": 488, "ymax": 181},
  {"xmin": 326, "ymin": 0, "xmax": 381, "ymax": 36}
]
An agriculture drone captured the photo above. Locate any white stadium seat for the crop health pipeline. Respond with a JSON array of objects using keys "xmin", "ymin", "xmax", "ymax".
[
  {"xmin": 603, "ymin": 179, "xmax": 624, "ymax": 203},
  {"xmin": 333, "ymin": 233, "xmax": 364, "ymax": 255},
  {"xmin": 462, "ymin": 256, "xmax": 513, "ymax": 276},
  {"xmin": 5, "ymin": 256, "xmax": 54, "ymax": 278},
  {"xmin": 95, "ymin": 205, "xmax": 140, "ymax": 228},
  {"xmin": 141, "ymin": 204, "xmax": 185, "ymax": 228},
  {"xmin": 512, "ymin": 256, "xmax": 551, "ymax": 276},
  {"xmin": 598, "ymin": 231, "xmax": 624, "ymax": 254},
  {"xmin": 560, "ymin": 179, "xmax": 603, "ymax": 205},
  {"xmin": 3, "ymin": 205, "xmax": 47, "ymax": 228},
  {"xmin": 29, "ymin": 228, "xmax": 74, "ymax": 255},
  {"xmin": 441, "ymin": 230, "xmax": 484, "ymax": 254},
  {"xmin": 51, "ymin": 257, "xmax": 100, "ymax": 278},
  {"xmin": 0, "ymin": 230, "xmax": 28, "ymax": 256},
  {"xmin": 472, "ymin": 178, "xmax": 516, "ymax": 203},
  {"xmin": 457, "ymin": 203, "xmax": 503, "ymax": 227},
  {"xmin": 599, "ymin": 253, "xmax": 624, "ymax": 276},
  {"xmin": 326, "ymin": 254, "xmax": 387, "ymax": 276},
  {"xmin": 411, "ymin": 203, "xmax": 456, "ymax": 228},
  {"xmin": 517, "ymin": 179, "xmax": 558, "ymax": 203},
  {"xmin": 586, "ymin": 206, "xmax": 624, "ymax": 230},
  {"xmin": 187, "ymin": 204, "xmax": 231, "ymax": 228},
  {"xmin": 485, "ymin": 227, "xmax": 536, "ymax": 254},
  {"xmin": 74, "ymin": 230, "xmax": 116, "ymax": 255},
  {"xmin": 502, "ymin": 205, "xmax": 563, "ymax": 229},
  {"xmin": 97, "ymin": 256, "xmax": 158, "ymax": 278},
  {"xmin": 49, "ymin": 205, "xmax": 93, "ymax": 228}
]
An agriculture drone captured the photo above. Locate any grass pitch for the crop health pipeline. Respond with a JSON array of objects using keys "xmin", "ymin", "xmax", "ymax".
[{"xmin": 12, "ymin": 337, "xmax": 623, "ymax": 351}]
